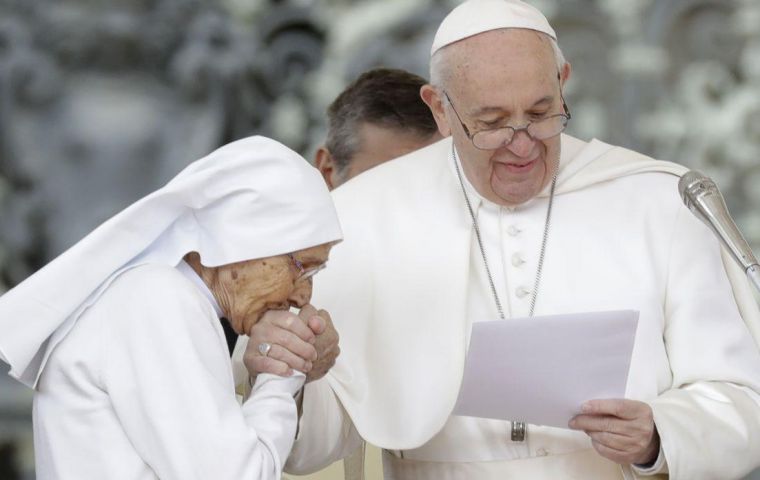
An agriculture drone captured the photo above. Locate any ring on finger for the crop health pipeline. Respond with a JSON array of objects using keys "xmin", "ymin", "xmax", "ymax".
[{"xmin": 258, "ymin": 342, "xmax": 272, "ymax": 357}]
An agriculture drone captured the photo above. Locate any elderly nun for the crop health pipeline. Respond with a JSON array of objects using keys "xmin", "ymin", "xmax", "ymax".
[{"xmin": 0, "ymin": 136, "xmax": 342, "ymax": 479}]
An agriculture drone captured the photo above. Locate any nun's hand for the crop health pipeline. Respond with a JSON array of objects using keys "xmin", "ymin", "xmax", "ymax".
[
  {"xmin": 245, "ymin": 310, "xmax": 318, "ymax": 378},
  {"xmin": 299, "ymin": 304, "xmax": 340, "ymax": 383}
]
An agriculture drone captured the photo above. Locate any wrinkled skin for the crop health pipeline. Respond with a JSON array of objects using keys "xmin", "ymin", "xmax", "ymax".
[
  {"xmin": 245, "ymin": 305, "xmax": 339, "ymax": 382},
  {"xmin": 421, "ymin": 29, "xmax": 570, "ymax": 207},
  {"xmin": 187, "ymin": 243, "xmax": 337, "ymax": 380},
  {"xmin": 192, "ymin": 243, "xmax": 331, "ymax": 334},
  {"xmin": 569, "ymin": 399, "xmax": 660, "ymax": 466}
]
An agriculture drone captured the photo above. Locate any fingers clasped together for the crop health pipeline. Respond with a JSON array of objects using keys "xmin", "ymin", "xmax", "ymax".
[{"xmin": 244, "ymin": 304, "xmax": 339, "ymax": 383}]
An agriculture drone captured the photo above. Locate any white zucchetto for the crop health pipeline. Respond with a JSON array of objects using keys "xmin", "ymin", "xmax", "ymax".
[
  {"xmin": 0, "ymin": 136, "xmax": 342, "ymax": 388},
  {"xmin": 430, "ymin": 0, "xmax": 557, "ymax": 56}
]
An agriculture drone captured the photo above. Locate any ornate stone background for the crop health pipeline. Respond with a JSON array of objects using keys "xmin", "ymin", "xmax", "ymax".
[{"xmin": 0, "ymin": 0, "xmax": 758, "ymax": 478}]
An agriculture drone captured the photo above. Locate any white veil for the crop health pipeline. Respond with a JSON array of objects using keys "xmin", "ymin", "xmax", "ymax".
[{"xmin": 0, "ymin": 136, "xmax": 342, "ymax": 388}]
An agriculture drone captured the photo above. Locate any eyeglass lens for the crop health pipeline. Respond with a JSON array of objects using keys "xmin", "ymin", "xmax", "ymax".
[
  {"xmin": 288, "ymin": 254, "xmax": 325, "ymax": 281},
  {"xmin": 473, "ymin": 115, "xmax": 568, "ymax": 150}
]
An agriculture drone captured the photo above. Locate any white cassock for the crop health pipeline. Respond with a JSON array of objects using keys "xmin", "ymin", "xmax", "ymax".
[
  {"xmin": 283, "ymin": 135, "xmax": 760, "ymax": 480},
  {"xmin": 34, "ymin": 261, "xmax": 303, "ymax": 480}
]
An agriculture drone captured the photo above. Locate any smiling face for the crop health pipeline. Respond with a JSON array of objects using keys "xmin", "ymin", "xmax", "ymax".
[
  {"xmin": 200, "ymin": 243, "xmax": 332, "ymax": 335},
  {"xmin": 423, "ymin": 29, "xmax": 570, "ymax": 206}
]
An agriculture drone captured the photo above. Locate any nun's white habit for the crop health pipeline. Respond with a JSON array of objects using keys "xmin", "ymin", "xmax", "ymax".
[{"xmin": 0, "ymin": 136, "xmax": 342, "ymax": 479}]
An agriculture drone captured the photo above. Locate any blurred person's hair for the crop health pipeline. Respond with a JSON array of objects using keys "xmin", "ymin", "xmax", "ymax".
[
  {"xmin": 0, "ymin": 442, "xmax": 20, "ymax": 480},
  {"xmin": 325, "ymin": 68, "xmax": 439, "ymax": 175}
]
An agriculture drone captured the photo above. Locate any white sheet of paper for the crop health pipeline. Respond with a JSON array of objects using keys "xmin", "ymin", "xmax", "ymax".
[{"xmin": 453, "ymin": 310, "xmax": 639, "ymax": 429}]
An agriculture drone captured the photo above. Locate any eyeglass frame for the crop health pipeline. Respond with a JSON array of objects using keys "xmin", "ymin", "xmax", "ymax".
[
  {"xmin": 287, "ymin": 253, "xmax": 326, "ymax": 282},
  {"xmin": 442, "ymin": 85, "xmax": 572, "ymax": 151}
]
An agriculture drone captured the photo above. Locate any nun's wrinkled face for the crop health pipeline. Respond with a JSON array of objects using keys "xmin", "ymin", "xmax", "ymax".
[{"xmin": 210, "ymin": 243, "xmax": 333, "ymax": 335}]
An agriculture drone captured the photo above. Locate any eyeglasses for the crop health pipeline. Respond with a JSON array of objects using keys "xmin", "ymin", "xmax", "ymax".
[
  {"xmin": 287, "ymin": 254, "xmax": 326, "ymax": 282},
  {"xmin": 443, "ymin": 91, "xmax": 571, "ymax": 151}
]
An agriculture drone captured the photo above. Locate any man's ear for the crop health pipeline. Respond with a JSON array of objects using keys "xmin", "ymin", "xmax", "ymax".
[
  {"xmin": 314, "ymin": 146, "xmax": 337, "ymax": 191},
  {"xmin": 420, "ymin": 84, "xmax": 451, "ymax": 137},
  {"xmin": 560, "ymin": 61, "xmax": 572, "ymax": 88}
]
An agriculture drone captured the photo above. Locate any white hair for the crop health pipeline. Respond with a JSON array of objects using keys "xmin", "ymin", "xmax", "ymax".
[{"xmin": 429, "ymin": 31, "xmax": 567, "ymax": 88}]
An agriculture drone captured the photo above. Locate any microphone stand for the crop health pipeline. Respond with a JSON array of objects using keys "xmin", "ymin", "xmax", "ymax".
[
  {"xmin": 679, "ymin": 171, "xmax": 760, "ymax": 294},
  {"xmin": 748, "ymin": 266, "xmax": 760, "ymax": 293}
]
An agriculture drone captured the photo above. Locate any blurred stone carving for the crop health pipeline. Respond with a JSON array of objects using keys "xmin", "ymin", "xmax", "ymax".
[
  {"xmin": 628, "ymin": 0, "xmax": 760, "ymax": 248},
  {"xmin": 0, "ymin": 0, "xmax": 325, "ymax": 287}
]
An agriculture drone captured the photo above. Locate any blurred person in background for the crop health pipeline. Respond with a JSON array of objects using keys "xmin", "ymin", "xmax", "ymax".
[
  {"xmin": 303, "ymin": 67, "xmax": 443, "ymax": 480},
  {"xmin": 314, "ymin": 67, "xmax": 442, "ymax": 190},
  {"xmin": 0, "ymin": 442, "xmax": 20, "ymax": 480}
]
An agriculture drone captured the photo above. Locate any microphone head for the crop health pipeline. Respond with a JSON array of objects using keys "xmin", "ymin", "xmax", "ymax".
[
  {"xmin": 678, "ymin": 170, "xmax": 717, "ymax": 209},
  {"xmin": 678, "ymin": 169, "xmax": 759, "ymax": 270}
]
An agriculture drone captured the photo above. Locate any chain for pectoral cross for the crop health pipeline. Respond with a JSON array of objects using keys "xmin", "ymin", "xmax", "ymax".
[{"xmin": 452, "ymin": 145, "xmax": 558, "ymax": 442}]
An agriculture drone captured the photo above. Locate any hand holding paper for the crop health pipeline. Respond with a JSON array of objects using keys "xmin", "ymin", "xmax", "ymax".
[
  {"xmin": 453, "ymin": 310, "xmax": 639, "ymax": 429},
  {"xmin": 569, "ymin": 398, "xmax": 660, "ymax": 466}
]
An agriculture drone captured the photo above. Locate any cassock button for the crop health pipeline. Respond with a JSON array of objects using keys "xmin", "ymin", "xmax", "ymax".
[
  {"xmin": 507, "ymin": 225, "xmax": 521, "ymax": 237},
  {"xmin": 536, "ymin": 447, "xmax": 548, "ymax": 457},
  {"xmin": 515, "ymin": 286, "xmax": 532, "ymax": 298},
  {"xmin": 511, "ymin": 253, "xmax": 526, "ymax": 267}
]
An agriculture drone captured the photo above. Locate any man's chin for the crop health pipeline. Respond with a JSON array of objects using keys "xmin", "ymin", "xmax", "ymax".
[{"xmin": 490, "ymin": 179, "xmax": 542, "ymax": 206}]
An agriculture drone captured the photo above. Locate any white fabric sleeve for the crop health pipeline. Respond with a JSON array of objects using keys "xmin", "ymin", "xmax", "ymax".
[
  {"xmin": 99, "ymin": 270, "xmax": 304, "ymax": 480},
  {"xmin": 649, "ymin": 208, "xmax": 760, "ymax": 480},
  {"xmin": 284, "ymin": 377, "xmax": 363, "ymax": 474},
  {"xmin": 631, "ymin": 446, "xmax": 668, "ymax": 476}
]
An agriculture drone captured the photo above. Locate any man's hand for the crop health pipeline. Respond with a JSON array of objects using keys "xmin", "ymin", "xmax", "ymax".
[
  {"xmin": 568, "ymin": 399, "xmax": 660, "ymax": 466},
  {"xmin": 299, "ymin": 304, "xmax": 340, "ymax": 383},
  {"xmin": 245, "ymin": 309, "xmax": 318, "ymax": 377}
]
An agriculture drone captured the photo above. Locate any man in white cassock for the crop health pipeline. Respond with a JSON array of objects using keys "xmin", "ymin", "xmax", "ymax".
[
  {"xmin": 245, "ymin": 1, "xmax": 760, "ymax": 479},
  {"xmin": 0, "ymin": 136, "xmax": 343, "ymax": 479}
]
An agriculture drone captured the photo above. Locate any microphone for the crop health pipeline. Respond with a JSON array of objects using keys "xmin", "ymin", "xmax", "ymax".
[{"xmin": 678, "ymin": 170, "xmax": 760, "ymax": 292}]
